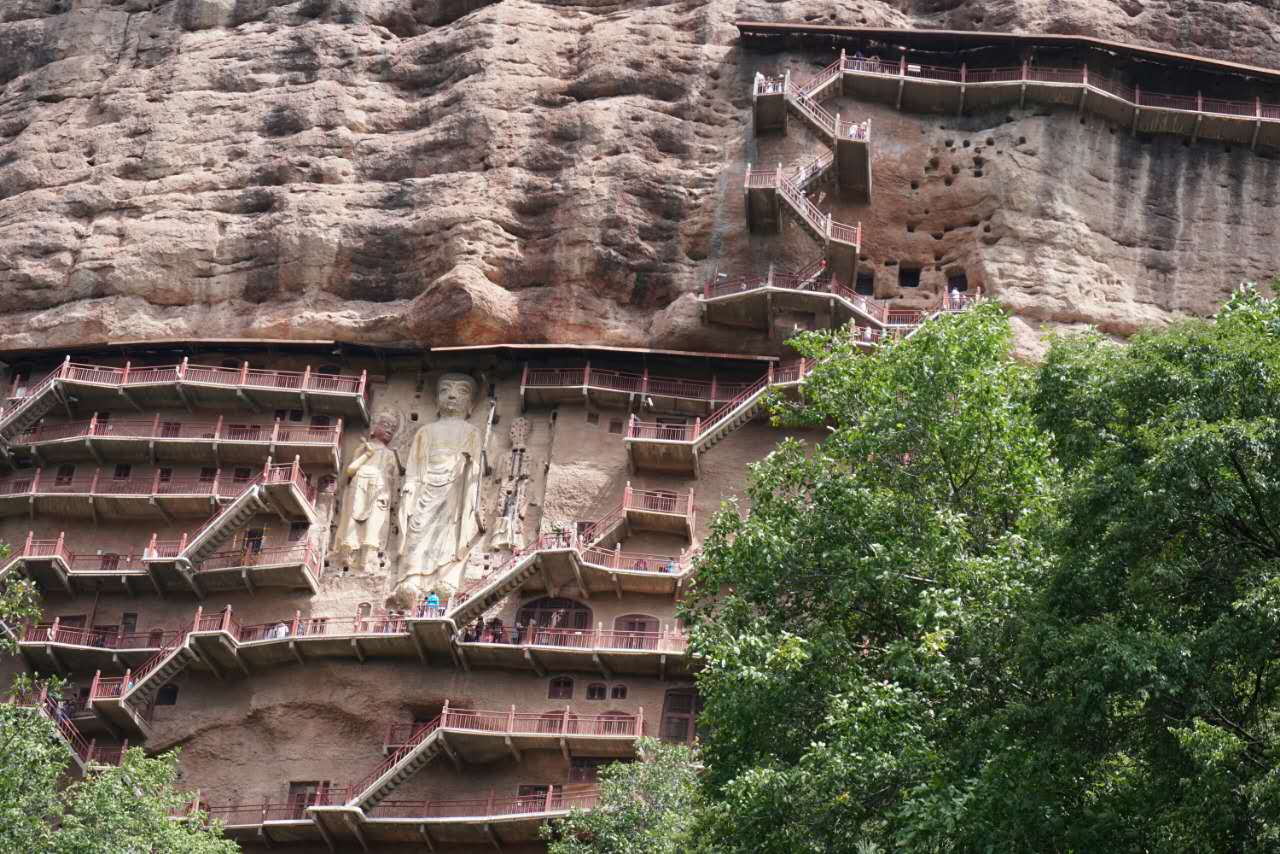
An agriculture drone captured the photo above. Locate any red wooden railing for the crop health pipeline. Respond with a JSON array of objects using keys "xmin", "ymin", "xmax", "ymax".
[
  {"xmin": 24, "ymin": 622, "xmax": 180, "ymax": 651},
  {"xmin": 2, "ymin": 360, "xmax": 367, "ymax": 427},
  {"xmin": 12, "ymin": 686, "xmax": 127, "ymax": 767},
  {"xmin": 389, "ymin": 707, "xmax": 643, "ymax": 747},
  {"xmin": 522, "ymin": 365, "xmax": 751, "ymax": 403},
  {"xmin": 365, "ymin": 787, "xmax": 601, "ymax": 819},
  {"xmin": 14, "ymin": 417, "xmax": 341, "ymax": 448}
]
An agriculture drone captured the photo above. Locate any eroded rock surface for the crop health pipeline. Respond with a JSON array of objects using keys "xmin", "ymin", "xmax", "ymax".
[{"xmin": 1, "ymin": 0, "xmax": 1278, "ymax": 353}]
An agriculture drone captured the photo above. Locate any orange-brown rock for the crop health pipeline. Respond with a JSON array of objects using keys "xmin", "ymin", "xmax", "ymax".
[{"xmin": 1, "ymin": 1, "xmax": 1278, "ymax": 356}]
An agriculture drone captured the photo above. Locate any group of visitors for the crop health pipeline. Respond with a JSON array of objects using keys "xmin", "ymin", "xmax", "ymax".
[{"xmin": 462, "ymin": 617, "xmax": 530, "ymax": 645}]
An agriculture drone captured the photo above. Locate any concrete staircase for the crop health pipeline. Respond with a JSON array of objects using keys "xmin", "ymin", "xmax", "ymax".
[
  {"xmin": 182, "ymin": 486, "xmax": 269, "ymax": 566},
  {"xmin": 123, "ymin": 638, "xmax": 196, "ymax": 709},
  {"xmin": 448, "ymin": 552, "xmax": 541, "ymax": 627},
  {"xmin": 349, "ymin": 720, "xmax": 444, "ymax": 809}
]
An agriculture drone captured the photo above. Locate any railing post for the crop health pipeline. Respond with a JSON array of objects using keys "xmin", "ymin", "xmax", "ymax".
[
  {"xmin": 87, "ymin": 737, "xmax": 96, "ymax": 761},
  {"xmin": 50, "ymin": 617, "xmax": 60, "ymax": 641},
  {"xmin": 508, "ymin": 704, "xmax": 515, "ymax": 733},
  {"xmin": 88, "ymin": 411, "xmax": 98, "ymax": 438},
  {"xmin": 23, "ymin": 529, "xmax": 33, "ymax": 557},
  {"xmin": 213, "ymin": 414, "xmax": 223, "ymax": 440},
  {"xmin": 150, "ymin": 412, "xmax": 160, "ymax": 438},
  {"xmin": 564, "ymin": 704, "xmax": 571, "ymax": 733},
  {"xmin": 211, "ymin": 469, "xmax": 220, "ymax": 498},
  {"xmin": 239, "ymin": 362, "xmax": 249, "ymax": 385},
  {"xmin": 291, "ymin": 610, "xmax": 300, "ymax": 637},
  {"xmin": 301, "ymin": 366, "xmax": 311, "ymax": 391},
  {"xmin": 29, "ymin": 467, "xmax": 40, "ymax": 495},
  {"xmin": 960, "ymin": 62, "xmax": 966, "ymax": 83},
  {"xmin": 121, "ymin": 361, "xmax": 130, "ymax": 385},
  {"xmin": 624, "ymin": 481, "xmax": 632, "ymax": 510},
  {"xmin": 584, "ymin": 361, "xmax": 591, "ymax": 389},
  {"xmin": 520, "ymin": 362, "xmax": 528, "ymax": 390},
  {"xmin": 179, "ymin": 357, "xmax": 188, "ymax": 380},
  {"xmin": 642, "ymin": 368, "xmax": 648, "ymax": 395},
  {"xmin": 710, "ymin": 375, "xmax": 717, "ymax": 400},
  {"xmin": 1021, "ymin": 59, "xmax": 1028, "ymax": 81},
  {"xmin": 192, "ymin": 606, "xmax": 203, "ymax": 633},
  {"xmin": 694, "ymin": 417, "xmax": 701, "ymax": 439},
  {"xmin": 55, "ymin": 531, "xmax": 64, "ymax": 560},
  {"xmin": 486, "ymin": 786, "xmax": 495, "ymax": 816},
  {"xmin": 545, "ymin": 785, "xmax": 554, "ymax": 813},
  {"xmin": 613, "ymin": 543, "xmax": 621, "ymax": 569},
  {"xmin": 221, "ymin": 605, "xmax": 232, "ymax": 633},
  {"xmin": 637, "ymin": 706, "xmax": 644, "ymax": 735},
  {"xmin": 122, "ymin": 668, "xmax": 132, "ymax": 693},
  {"xmin": 768, "ymin": 363, "xmax": 775, "ymax": 384},
  {"xmin": 900, "ymin": 55, "xmax": 906, "ymax": 76},
  {"xmin": 88, "ymin": 467, "xmax": 99, "ymax": 495},
  {"xmin": 90, "ymin": 670, "xmax": 99, "ymax": 700},
  {"xmin": 151, "ymin": 469, "xmax": 162, "ymax": 496}
]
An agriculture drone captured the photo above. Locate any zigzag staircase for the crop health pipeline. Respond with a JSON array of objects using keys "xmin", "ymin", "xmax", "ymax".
[
  {"xmin": 0, "ymin": 360, "xmax": 69, "ymax": 442},
  {"xmin": 447, "ymin": 551, "xmax": 542, "ymax": 627},
  {"xmin": 124, "ymin": 635, "xmax": 197, "ymax": 709},
  {"xmin": 348, "ymin": 716, "xmax": 444, "ymax": 809},
  {"xmin": 692, "ymin": 359, "xmax": 812, "ymax": 455}
]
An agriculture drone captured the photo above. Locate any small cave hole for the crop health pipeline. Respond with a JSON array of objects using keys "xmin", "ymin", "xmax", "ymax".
[
  {"xmin": 962, "ymin": 140, "xmax": 971, "ymax": 147},
  {"xmin": 944, "ymin": 139, "xmax": 954, "ymax": 147},
  {"xmin": 898, "ymin": 267, "xmax": 921, "ymax": 288},
  {"xmin": 982, "ymin": 224, "xmax": 992, "ymax": 233},
  {"xmin": 944, "ymin": 177, "xmax": 954, "ymax": 186},
  {"xmin": 951, "ymin": 164, "xmax": 960, "ymax": 174},
  {"xmin": 985, "ymin": 137, "xmax": 994, "ymax": 146},
  {"xmin": 906, "ymin": 222, "xmax": 917, "ymax": 233},
  {"xmin": 1018, "ymin": 136, "xmax": 1027, "ymax": 145},
  {"xmin": 910, "ymin": 180, "xmax": 919, "ymax": 190}
]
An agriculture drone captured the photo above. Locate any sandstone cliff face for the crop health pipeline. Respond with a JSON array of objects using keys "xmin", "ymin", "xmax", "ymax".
[{"xmin": 1, "ymin": 0, "xmax": 1278, "ymax": 355}]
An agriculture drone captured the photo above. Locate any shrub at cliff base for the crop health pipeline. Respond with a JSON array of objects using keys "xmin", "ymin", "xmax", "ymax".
[
  {"xmin": 685, "ymin": 291, "xmax": 1280, "ymax": 853},
  {"xmin": 542, "ymin": 737, "xmax": 700, "ymax": 854}
]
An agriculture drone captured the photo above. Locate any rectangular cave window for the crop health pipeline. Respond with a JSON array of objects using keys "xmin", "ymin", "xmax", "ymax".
[
  {"xmin": 947, "ymin": 272, "xmax": 969, "ymax": 292},
  {"xmin": 155, "ymin": 684, "xmax": 179, "ymax": 706},
  {"xmin": 288, "ymin": 522, "xmax": 309, "ymax": 542},
  {"xmin": 587, "ymin": 412, "xmax": 600, "ymax": 425},
  {"xmin": 855, "ymin": 271, "xmax": 875, "ymax": 296},
  {"xmin": 898, "ymin": 267, "xmax": 921, "ymax": 289},
  {"xmin": 608, "ymin": 419, "xmax": 624, "ymax": 435},
  {"xmin": 121, "ymin": 612, "xmax": 138, "ymax": 635}
]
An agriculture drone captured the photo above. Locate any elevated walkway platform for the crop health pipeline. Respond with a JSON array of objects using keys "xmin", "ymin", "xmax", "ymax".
[
  {"xmin": 626, "ymin": 360, "xmax": 811, "ymax": 476},
  {"xmin": 9, "ymin": 417, "xmax": 341, "ymax": 471},
  {"xmin": 0, "ymin": 359, "xmax": 368, "ymax": 446}
]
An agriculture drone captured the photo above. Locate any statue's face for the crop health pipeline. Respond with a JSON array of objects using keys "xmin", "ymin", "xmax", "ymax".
[
  {"xmin": 437, "ymin": 377, "xmax": 475, "ymax": 417},
  {"xmin": 371, "ymin": 417, "xmax": 396, "ymax": 443}
]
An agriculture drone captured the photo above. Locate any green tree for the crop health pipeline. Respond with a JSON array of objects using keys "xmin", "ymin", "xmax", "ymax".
[
  {"xmin": 542, "ymin": 737, "xmax": 700, "ymax": 854},
  {"xmin": 998, "ymin": 283, "xmax": 1280, "ymax": 852},
  {"xmin": 684, "ymin": 304, "xmax": 1057, "ymax": 852},
  {"xmin": 1, "ymin": 541, "xmax": 234, "ymax": 852},
  {"xmin": 0, "ymin": 703, "xmax": 236, "ymax": 854}
]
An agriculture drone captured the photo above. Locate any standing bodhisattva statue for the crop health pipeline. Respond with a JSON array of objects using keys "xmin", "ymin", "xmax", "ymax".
[
  {"xmin": 335, "ymin": 411, "xmax": 401, "ymax": 573},
  {"xmin": 395, "ymin": 373, "xmax": 485, "ymax": 600}
]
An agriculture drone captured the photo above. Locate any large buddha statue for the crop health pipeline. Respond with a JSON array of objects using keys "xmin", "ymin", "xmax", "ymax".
[{"xmin": 394, "ymin": 373, "xmax": 485, "ymax": 601}]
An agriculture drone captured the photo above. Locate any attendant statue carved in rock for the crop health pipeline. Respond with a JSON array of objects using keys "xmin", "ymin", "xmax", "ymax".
[
  {"xmin": 336, "ymin": 411, "xmax": 402, "ymax": 574},
  {"xmin": 395, "ymin": 373, "xmax": 485, "ymax": 601}
]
